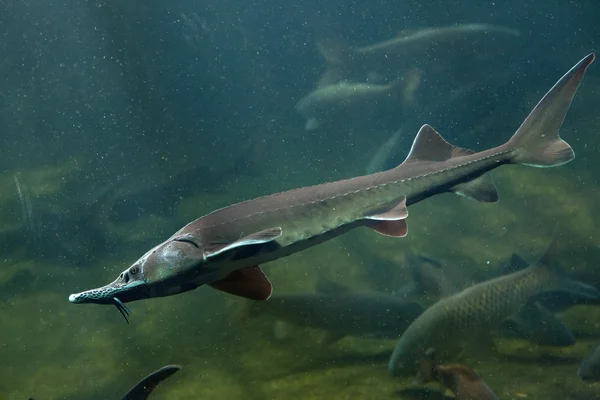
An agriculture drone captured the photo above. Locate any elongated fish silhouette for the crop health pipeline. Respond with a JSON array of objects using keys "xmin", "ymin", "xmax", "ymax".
[
  {"xmin": 241, "ymin": 277, "xmax": 423, "ymax": 341},
  {"xmin": 69, "ymin": 54, "xmax": 595, "ymax": 323}
]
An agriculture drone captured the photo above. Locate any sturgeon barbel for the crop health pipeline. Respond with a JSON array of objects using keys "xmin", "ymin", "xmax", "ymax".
[{"xmin": 69, "ymin": 54, "xmax": 595, "ymax": 322}]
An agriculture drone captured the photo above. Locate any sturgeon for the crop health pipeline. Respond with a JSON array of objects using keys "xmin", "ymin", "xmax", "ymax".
[{"xmin": 68, "ymin": 54, "xmax": 595, "ymax": 322}]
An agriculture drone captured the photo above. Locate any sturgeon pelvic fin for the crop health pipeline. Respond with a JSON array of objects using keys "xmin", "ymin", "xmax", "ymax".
[
  {"xmin": 365, "ymin": 196, "xmax": 409, "ymax": 237},
  {"xmin": 508, "ymin": 53, "xmax": 595, "ymax": 167},
  {"xmin": 209, "ymin": 265, "xmax": 273, "ymax": 300}
]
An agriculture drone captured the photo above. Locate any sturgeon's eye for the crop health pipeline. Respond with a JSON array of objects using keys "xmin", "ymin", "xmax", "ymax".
[{"xmin": 130, "ymin": 266, "xmax": 139, "ymax": 275}]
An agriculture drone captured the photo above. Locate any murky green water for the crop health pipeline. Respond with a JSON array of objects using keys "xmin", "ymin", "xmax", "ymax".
[{"xmin": 2, "ymin": 1, "xmax": 600, "ymax": 399}]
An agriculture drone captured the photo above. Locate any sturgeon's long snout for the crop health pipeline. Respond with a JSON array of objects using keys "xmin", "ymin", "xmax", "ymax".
[{"xmin": 68, "ymin": 267, "xmax": 149, "ymax": 323}]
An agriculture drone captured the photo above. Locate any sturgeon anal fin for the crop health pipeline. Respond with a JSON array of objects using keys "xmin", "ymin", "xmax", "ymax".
[
  {"xmin": 209, "ymin": 266, "xmax": 273, "ymax": 300},
  {"xmin": 204, "ymin": 227, "xmax": 283, "ymax": 259},
  {"xmin": 402, "ymin": 124, "xmax": 474, "ymax": 164},
  {"xmin": 452, "ymin": 174, "xmax": 499, "ymax": 202},
  {"xmin": 364, "ymin": 197, "xmax": 408, "ymax": 237}
]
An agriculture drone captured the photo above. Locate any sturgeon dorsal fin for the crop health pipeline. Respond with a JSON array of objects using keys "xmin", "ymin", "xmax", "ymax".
[
  {"xmin": 402, "ymin": 125, "xmax": 499, "ymax": 202},
  {"xmin": 402, "ymin": 124, "xmax": 474, "ymax": 164}
]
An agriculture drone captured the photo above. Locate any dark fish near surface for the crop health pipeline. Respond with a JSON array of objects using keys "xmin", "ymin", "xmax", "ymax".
[
  {"xmin": 242, "ymin": 277, "xmax": 424, "ymax": 341},
  {"xmin": 579, "ymin": 343, "xmax": 600, "ymax": 382},
  {"xmin": 388, "ymin": 236, "xmax": 600, "ymax": 375},
  {"xmin": 68, "ymin": 54, "xmax": 594, "ymax": 324},
  {"xmin": 415, "ymin": 355, "xmax": 499, "ymax": 400},
  {"xmin": 29, "ymin": 365, "xmax": 181, "ymax": 400}
]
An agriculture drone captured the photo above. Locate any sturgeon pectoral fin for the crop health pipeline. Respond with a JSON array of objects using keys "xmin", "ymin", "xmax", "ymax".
[
  {"xmin": 204, "ymin": 227, "xmax": 283, "ymax": 259},
  {"xmin": 365, "ymin": 197, "xmax": 409, "ymax": 237},
  {"xmin": 209, "ymin": 266, "xmax": 273, "ymax": 300},
  {"xmin": 452, "ymin": 174, "xmax": 499, "ymax": 202}
]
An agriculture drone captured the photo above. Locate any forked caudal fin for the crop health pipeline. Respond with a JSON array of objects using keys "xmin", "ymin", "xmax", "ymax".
[{"xmin": 508, "ymin": 53, "xmax": 595, "ymax": 167}]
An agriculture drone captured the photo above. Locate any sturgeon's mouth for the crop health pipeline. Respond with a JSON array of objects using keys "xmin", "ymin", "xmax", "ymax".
[{"xmin": 68, "ymin": 280, "xmax": 147, "ymax": 324}]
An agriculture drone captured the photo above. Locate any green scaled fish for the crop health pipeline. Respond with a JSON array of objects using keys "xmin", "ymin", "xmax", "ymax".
[{"xmin": 388, "ymin": 234, "xmax": 600, "ymax": 376}]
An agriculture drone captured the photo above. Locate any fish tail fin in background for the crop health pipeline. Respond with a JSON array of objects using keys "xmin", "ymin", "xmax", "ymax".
[
  {"xmin": 507, "ymin": 53, "xmax": 595, "ymax": 167},
  {"xmin": 314, "ymin": 38, "xmax": 354, "ymax": 87},
  {"xmin": 393, "ymin": 68, "xmax": 422, "ymax": 108}
]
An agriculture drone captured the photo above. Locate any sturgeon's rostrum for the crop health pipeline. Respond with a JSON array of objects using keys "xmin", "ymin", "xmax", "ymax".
[{"xmin": 69, "ymin": 54, "xmax": 595, "ymax": 322}]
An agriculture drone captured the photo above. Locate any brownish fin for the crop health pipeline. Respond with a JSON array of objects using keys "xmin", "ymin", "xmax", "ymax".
[
  {"xmin": 439, "ymin": 364, "xmax": 481, "ymax": 382},
  {"xmin": 401, "ymin": 124, "xmax": 474, "ymax": 164},
  {"xmin": 209, "ymin": 266, "xmax": 273, "ymax": 300},
  {"xmin": 508, "ymin": 53, "xmax": 594, "ymax": 167},
  {"xmin": 365, "ymin": 197, "xmax": 409, "ymax": 237},
  {"xmin": 414, "ymin": 357, "xmax": 437, "ymax": 384},
  {"xmin": 204, "ymin": 227, "xmax": 282, "ymax": 259},
  {"xmin": 452, "ymin": 175, "xmax": 499, "ymax": 202},
  {"xmin": 369, "ymin": 219, "xmax": 408, "ymax": 237}
]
